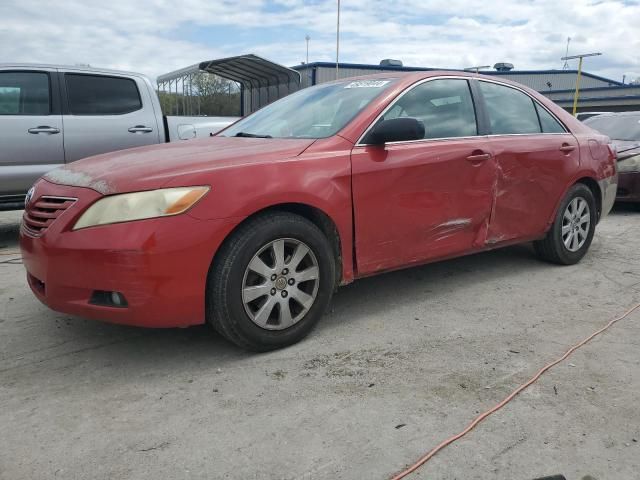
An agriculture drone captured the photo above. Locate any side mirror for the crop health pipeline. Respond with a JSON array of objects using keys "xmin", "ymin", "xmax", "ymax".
[{"xmin": 365, "ymin": 117, "xmax": 425, "ymax": 145}]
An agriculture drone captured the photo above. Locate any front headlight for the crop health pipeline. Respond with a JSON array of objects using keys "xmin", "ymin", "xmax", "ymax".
[{"xmin": 73, "ymin": 186, "xmax": 209, "ymax": 230}]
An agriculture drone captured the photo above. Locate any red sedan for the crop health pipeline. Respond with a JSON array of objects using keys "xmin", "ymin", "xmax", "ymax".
[{"xmin": 20, "ymin": 72, "xmax": 617, "ymax": 351}]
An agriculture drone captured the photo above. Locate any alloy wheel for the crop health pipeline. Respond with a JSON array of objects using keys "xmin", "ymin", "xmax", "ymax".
[
  {"xmin": 562, "ymin": 197, "xmax": 591, "ymax": 252},
  {"xmin": 241, "ymin": 238, "xmax": 320, "ymax": 330}
]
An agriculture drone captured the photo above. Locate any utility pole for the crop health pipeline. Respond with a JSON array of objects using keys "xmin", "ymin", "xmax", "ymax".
[
  {"xmin": 561, "ymin": 52, "xmax": 602, "ymax": 116},
  {"xmin": 336, "ymin": 0, "xmax": 340, "ymax": 79},
  {"xmin": 305, "ymin": 35, "xmax": 310, "ymax": 65},
  {"xmin": 562, "ymin": 37, "xmax": 571, "ymax": 69}
]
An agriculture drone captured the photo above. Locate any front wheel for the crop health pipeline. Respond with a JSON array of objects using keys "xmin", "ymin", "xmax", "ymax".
[
  {"xmin": 534, "ymin": 183, "xmax": 597, "ymax": 265},
  {"xmin": 207, "ymin": 212, "xmax": 336, "ymax": 351}
]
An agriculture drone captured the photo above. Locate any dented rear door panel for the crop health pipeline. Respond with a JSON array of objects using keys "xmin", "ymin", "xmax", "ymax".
[{"xmin": 485, "ymin": 133, "xmax": 580, "ymax": 243}]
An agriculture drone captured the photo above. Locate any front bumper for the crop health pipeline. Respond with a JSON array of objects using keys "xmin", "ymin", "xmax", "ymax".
[
  {"xmin": 20, "ymin": 180, "xmax": 237, "ymax": 328},
  {"xmin": 616, "ymin": 171, "xmax": 640, "ymax": 203}
]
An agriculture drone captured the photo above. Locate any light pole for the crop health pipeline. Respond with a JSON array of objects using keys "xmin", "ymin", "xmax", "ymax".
[
  {"xmin": 561, "ymin": 52, "xmax": 602, "ymax": 116},
  {"xmin": 336, "ymin": 0, "xmax": 340, "ymax": 79},
  {"xmin": 305, "ymin": 35, "xmax": 310, "ymax": 65}
]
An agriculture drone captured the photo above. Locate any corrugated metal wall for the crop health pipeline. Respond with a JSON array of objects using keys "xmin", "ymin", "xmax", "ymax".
[
  {"xmin": 303, "ymin": 66, "xmax": 617, "ymax": 91},
  {"xmin": 546, "ymin": 86, "xmax": 640, "ymax": 100},
  {"xmin": 492, "ymin": 72, "xmax": 615, "ymax": 91}
]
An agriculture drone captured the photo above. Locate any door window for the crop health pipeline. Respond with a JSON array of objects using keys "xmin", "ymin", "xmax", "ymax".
[
  {"xmin": 535, "ymin": 103, "xmax": 567, "ymax": 133},
  {"xmin": 479, "ymin": 81, "xmax": 541, "ymax": 135},
  {"xmin": 0, "ymin": 72, "xmax": 50, "ymax": 115},
  {"xmin": 382, "ymin": 79, "xmax": 478, "ymax": 139},
  {"xmin": 65, "ymin": 74, "xmax": 142, "ymax": 115}
]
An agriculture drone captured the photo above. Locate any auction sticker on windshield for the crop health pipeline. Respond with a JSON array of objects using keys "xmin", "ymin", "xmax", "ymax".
[{"xmin": 344, "ymin": 80, "xmax": 391, "ymax": 88}]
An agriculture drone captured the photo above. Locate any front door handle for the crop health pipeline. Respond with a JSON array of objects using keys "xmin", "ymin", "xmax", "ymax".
[
  {"xmin": 128, "ymin": 125, "xmax": 153, "ymax": 133},
  {"xmin": 559, "ymin": 144, "xmax": 576, "ymax": 153},
  {"xmin": 28, "ymin": 126, "xmax": 60, "ymax": 134}
]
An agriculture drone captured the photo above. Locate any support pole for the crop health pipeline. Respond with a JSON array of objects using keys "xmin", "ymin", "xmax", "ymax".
[
  {"xmin": 336, "ymin": 0, "xmax": 340, "ymax": 80},
  {"xmin": 572, "ymin": 56, "xmax": 583, "ymax": 117}
]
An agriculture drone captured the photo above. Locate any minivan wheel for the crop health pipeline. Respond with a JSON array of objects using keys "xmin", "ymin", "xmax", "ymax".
[
  {"xmin": 207, "ymin": 212, "xmax": 336, "ymax": 351},
  {"xmin": 534, "ymin": 183, "xmax": 597, "ymax": 265}
]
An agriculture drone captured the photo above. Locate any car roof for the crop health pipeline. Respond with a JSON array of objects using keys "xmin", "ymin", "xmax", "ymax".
[
  {"xmin": 326, "ymin": 70, "xmax": 540, "ymax": 92},
  {"xmin": 0, "ymin": 62, "xmax": 147, "ymax": 78}
]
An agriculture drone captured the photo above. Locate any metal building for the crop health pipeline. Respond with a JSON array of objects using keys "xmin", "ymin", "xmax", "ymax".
[{"xmin": 293, "ymin": 61, "xmax": 640, "ymax": 113}]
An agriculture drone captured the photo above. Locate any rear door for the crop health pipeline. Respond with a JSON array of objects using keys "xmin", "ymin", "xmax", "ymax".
[
  {"xmin": 0, "ymin": 69, "xmax": 64, "ymax": 197},
  {"xmin": 62, "ymin": 72, "xmax": 161, "ymax": 162},
  {"xmin": 477, "ymin": 80, "xmax": 580, "ymax": 243},
  {"xmin": 351, "ymin": 78, "xmax": 496, "ymax": 275}
]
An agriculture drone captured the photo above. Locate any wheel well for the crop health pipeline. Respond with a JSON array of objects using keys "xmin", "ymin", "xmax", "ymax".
[
  {"xmin": 215, "ymin": 203, "xmax": 343, "ymax": 285},
  {"xmin": 575, "ymin": 177, "xmax": 602, "ymax": 220}
]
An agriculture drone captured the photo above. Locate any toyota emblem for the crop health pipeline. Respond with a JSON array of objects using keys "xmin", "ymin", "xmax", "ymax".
[{"xmin": 25, "ymin": 186, "xmax": 35, "ymax": 207}]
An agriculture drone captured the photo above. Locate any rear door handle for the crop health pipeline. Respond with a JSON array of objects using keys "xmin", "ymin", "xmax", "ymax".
[
  {"xmin": 128, "ymin": 125, "xmax": 153, "ymax": 133},
  {"xmin": 559, "ymin": 144, "xmax": 576, "ymax": 153},
  {"xmin": 466, "ymin": 152, "xmax": 492, "ymax": 163},
  {"xmin": 28, "ymin": 126, "xmax": 60, "ymax": 134}
]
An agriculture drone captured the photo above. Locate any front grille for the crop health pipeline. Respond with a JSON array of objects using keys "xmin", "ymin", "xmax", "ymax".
[{"xmin": 22, "ymin": 196, "xmax": 76, "ymax": 237}]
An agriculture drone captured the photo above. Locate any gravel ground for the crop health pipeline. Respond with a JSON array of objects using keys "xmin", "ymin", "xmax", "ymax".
[{"xmin": 1, "ymin": 206, "xmax": 639, "ymax": 480}]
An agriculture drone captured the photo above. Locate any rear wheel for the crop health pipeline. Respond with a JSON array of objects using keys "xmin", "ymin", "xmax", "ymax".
[
  {"xmin": 207, "ymin": 212, "xmax": 336, "ymax": 351},
  {"xmin": 534, "ymin": 183, "xmax": 597, "ymax": 265}
]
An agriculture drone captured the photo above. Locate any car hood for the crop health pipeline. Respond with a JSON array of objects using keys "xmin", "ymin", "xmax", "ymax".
[
  {"xmin": 612, "ymin": 139, "xmax": 640, "ymax": 160},
  {"xmin": 44, "ymin": 136, "xmax": 316, "ymax": 195}
]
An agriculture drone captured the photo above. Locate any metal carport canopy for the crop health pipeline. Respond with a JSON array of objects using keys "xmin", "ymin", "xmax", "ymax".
[
  {"xmin": 196, "ymin": 54, "xmax": 301, "ymax": 90},
  {"xmin": 156, "ymin": 54, "xmax": 301, "ymax": 87}
]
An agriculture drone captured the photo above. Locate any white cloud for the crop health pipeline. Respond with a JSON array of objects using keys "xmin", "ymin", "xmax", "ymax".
[{"xmin": 0, "ymin": 0, "xmax": 638, "ymax": 82}]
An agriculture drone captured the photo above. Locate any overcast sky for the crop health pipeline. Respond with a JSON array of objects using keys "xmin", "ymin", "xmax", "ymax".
[{"xmin": 2, "ymin": 0, "xmax": 639, "ymax": 82}]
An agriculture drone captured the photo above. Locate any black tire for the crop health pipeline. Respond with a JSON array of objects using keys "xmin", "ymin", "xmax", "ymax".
[
  {"xmin": 207, "ymin": 212, "xmax": 336, "ymax": 351},
  {"xmin": 534, "ymin": 183, "xmax": 597, "ymax": 265}
]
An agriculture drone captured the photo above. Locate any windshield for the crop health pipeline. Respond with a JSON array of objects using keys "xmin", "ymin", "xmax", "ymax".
[
  {"xmin": 221, "ymin": 78, "xmax": 397, "ymax": 139},
  {"xmin": 585, "ymin": 114, "xmax": 640, "ymax": 141}
]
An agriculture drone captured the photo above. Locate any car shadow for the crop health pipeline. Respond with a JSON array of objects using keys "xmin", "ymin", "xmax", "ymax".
[
  {"xmin": 0, "ymin": 208, "xmax": 615, "ymax": 371},
  {"xmin": 18, "ymin": 243, "xmax": 545, "ymax": 372},
  {"xmin": 0, "ymin": 210, "xmax": 22, "ymax": 250}
]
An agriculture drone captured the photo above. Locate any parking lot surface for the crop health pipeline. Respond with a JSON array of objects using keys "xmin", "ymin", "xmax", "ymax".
[{"xmin": 1, "ymin": 207, "xmax": 639, "ymax": 480}]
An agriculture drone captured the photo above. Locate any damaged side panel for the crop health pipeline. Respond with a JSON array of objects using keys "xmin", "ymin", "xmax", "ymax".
[
  {"xmin": 351, "ymin": 138, "xmax": 496, "ymax": 275},
  {"xmin": 485, "ymin": 134, "xmax": 580, "ymax": 243}
]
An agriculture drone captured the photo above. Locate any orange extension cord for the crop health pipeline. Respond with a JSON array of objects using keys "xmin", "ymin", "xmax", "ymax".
[{"xmin": 391, "ymin": 301, "xmax": 640, "ymax": 480}]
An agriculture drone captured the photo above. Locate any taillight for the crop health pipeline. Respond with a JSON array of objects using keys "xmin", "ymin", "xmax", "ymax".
[{"xmin": 606, "ymin": 140, "xmax": 617, "ymax": 158}]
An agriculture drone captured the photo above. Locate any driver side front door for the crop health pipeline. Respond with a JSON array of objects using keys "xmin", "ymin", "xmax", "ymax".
[{"xmin": 351, "ymin": 78, "xmax": 496, "ymax": 275}]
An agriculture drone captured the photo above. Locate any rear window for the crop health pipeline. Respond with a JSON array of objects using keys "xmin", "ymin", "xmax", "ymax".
[
  {"xmin": 0, "ymin": 72, "xmax": 50, "ymax": 115},
  {"xmin": 479, "ymin": 81, "xmax": 541, "ymax": 135},
  {"xmin": 535, "ymin": 103, "xmax": 566, "ymax": 134},
  {"xmin": 65, "ymin": 74, "xmax": 142, "ymax": 115}
]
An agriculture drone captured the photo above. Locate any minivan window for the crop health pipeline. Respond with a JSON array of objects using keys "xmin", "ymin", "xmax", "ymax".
[
  {"xmin": 535, "ymin": 103, "xmax": 566, "ymax": 134},
  {"xmin": 480, "ymin": 81, "xmax": 541, "ymax": 135},
  {"xmin": 0, "ymin": 72, "xmax": 50, "ymax": 115},
  {"xmin": 382, "ymin": 79, "xmax": 477, "ymax": 139},
  {"xmin": 65, "ymin": 74, "xmax": 142, "ymax": 115}
]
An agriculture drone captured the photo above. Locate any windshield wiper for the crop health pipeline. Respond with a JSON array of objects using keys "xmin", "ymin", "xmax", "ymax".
[{"xmin": 234, "ymin": 132, "xmax": 272, "ymax": 138}]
